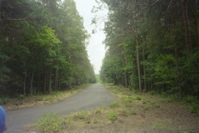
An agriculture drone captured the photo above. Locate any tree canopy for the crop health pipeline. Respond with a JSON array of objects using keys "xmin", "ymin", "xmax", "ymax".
[
  {"xmin": 0, "ymin": 0, "xmax": 96, "ymax": 96},
  {"xmin": 100, "ymin": 0, "xmax": 199, "ymax": 102}
]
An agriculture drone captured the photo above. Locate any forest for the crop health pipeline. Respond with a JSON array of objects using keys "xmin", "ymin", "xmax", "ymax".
[
  {"xmin": 0, "ymin": 0, "xmax": 96, "ymax": 97},
  {"xmin": 100, "ymin": 0, "xmax": 199, "ymax": 113}
]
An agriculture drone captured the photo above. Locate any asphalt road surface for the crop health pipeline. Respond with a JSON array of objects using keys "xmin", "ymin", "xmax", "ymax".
[{"xmin": 5, "ymin": 83, "xmax": 116, "ymax": 133}]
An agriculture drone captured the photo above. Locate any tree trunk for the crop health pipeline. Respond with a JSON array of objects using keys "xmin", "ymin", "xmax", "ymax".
[
  {"xmin": 23, "ymin": 75, "xmax": 26, "ymax": 96},
  {"xmin": 44, "ymin": 70, "xmax": 47, "ymax": 94},
  {"xmin": 30, "ymin": 72, "xmax": 34, "ymax": 95},
  {"xmin": 48, "ymin": 68, "xmax": 52, "ymax": 93},
  {"xmin": 135, "ymin": 31, "xmax": 142, "ymax": 92},
  {"xmin": 55, "ymin": 61, "xmax": 59, "ymax": 91},
  {"xmin": 195, "ymin": 0, "xmax": 199, "ymax": 47},
  {"xmin": 182, "ymin": 0, "xmax": 191, "ymax": 55},
  {"xmin": 143, "ymin": 47, "xmax": 147, "ymax": 92},
  {"xmin": 23, "ymin": 69, "xmax": 27, "ymax": 95}
]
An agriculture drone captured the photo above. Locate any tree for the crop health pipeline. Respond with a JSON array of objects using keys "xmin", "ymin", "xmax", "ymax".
[
  {"xmin": 100, "ymin": 0, "xmax": 199, "ymax": 100},
  {"xmin": 0, "ymin": 0, "xmax": 95, "ymax": 96}
]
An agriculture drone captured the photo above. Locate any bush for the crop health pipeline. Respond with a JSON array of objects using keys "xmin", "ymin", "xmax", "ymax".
[
  {"xmin": 154, "ymin": 104, "xmax": 160, "ymax": 108},
  {"xmin": 142, "ymin": 100, "xmax": 147, "ymax": 104},
  {"xmin": 37, "ymin": 113, "xmax": 62, "ymax": 133},
  {"xmin": 149, "ymin": 90, "xmax": 157, "ymax": 95},
  {"xmin": 0, "ymin": 98, "xmax": 9, "ymax": 105},
  {"xmin": 184, "ymin": 96, "xmax": 199, "ymax": 115},
  {"xmin": 130, "ymin": 110, "xmax": 137, "ymax": 115},
  {"xmin": 75, "ymin": 111, "xmax": 86, "ymax": 119},
  {"xmin": 110, "ymin": 101, "xmax": 120, "ymax": 108},
  {"xmin": 135, "ymin": 96, "xmax": 142, "ymax": 100},
  {"xmin": 17, "ymin": 94, "xmax": 25, "ymax": 100},
  {"xmin": 107, "ymin": 112, "xmax": 117, "ymax": 121},
  {"xmin": 121, "ymin": 96, "xmax": 133, "ymax": 104},
  {"xmin": 95, "ymin": 108, "xmax": 102, "ymax": 114},
  {"xmin": 190, "ymin": 103, "xmax": 199, "ymax": 115}
]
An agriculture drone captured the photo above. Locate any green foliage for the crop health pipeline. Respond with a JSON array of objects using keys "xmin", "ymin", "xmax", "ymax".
[
  {"xmin": 130, "ymin": 110, "xmax": 137, "ymax": 115},
  {"xmin": 143, "ymin": 106, "xmax": 151, "ymax": 111},
  {"xmin": 65, "ymin": 116, "xmax": 72, "ymax": 127},
  {"xmin": 0, "ymin": 51, "xmax": 10, "ymax": 89},
  {"xmin": 0, "ymin": 0, "xmax": 95, "ymax": 96},
  {"xmin": 153, "ymin": 54, "xmax": 176, "ymax": 93},
  {"xmin": 121, "ymin": 96, "xmax": 133, "ymax": 104},
  {"xmin": 110, "ymin": 101, "xmax": 120, "ymax": 108},
  {"xmin": 17, "ymin": 94, "xmax": 25, "ymax": 100},
  {"xmin": 154, "ymin": 104, "xmax": 160, "ymax": 108},
  {"xmin": 0, "ymin": 98, "xmax": 10, "ymax": 105},
  {"xmin": 190, "ymin": 103, "xmax": 199, "ymax": 115},
  {"xmin": 37, "ymin": 113, "xmax": 62, "ymax": 133},
  {"xmin": 142, "ymin": 100, "xmax": 147, "ymax": 104},
  {"xmin": 95, "ymin": 108, "xmax": 102, "ymax": 114},
  {"xmin": 75, "ymin": 111, "xmax": 87, "ymax": 119},
  {"xmin": 100, "ymin": 0, "xmax": 199, "ymax": 113},
  {"xmin": 135, "ymin": 96, "xmax": 142, "ymax": 100},
  {"xmin": 107, "ymin": 112, "xmax": 118, "ymax": 121},
  {"xmin": 184, "ymin": 96, "xmax": 199, "ymax": 115}
]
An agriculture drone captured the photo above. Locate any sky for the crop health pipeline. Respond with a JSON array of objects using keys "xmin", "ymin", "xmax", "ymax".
[{"xmin": 73, "ymin": 0, "xmax": 108, "ymax": 74}]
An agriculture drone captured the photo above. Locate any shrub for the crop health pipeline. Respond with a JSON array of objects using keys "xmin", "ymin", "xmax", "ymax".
[
  {"xmin": 149, "ymin": 90, "xmax": 157, "ymax": 95},
  {"xmin": 184, "ymin": 96, "xmax": 199, "ymax": 115},
  {"xmin": 143, "ymin": 106, "xmax": 150, "ymax": 111},
  {"xmin": 64, "ymin": 116, "xmax": 72, "ymax": 127},
  {"xmin": 95, "ymin": 108, "xmax": 102, "ymax": 114},
  {"xmin": 190, "ymin": 102, "xmax": 199, "ymax": 115},
  {"xmin": 121, "ymin": 96, "xmax": 133, "ymax": 104},
  {"xmin": 136, "ymin": 96, "xmax": 142, "ymax": 100},
  {"xmin": 110, "ymin": 101, "xmax": 120, "ymax": 108},
  {"xmin": 17, "ymin": 94, "xmax": 25, "ymax": 100},
  {"xmin": 37, "ymin": 113, "xmax": 62, "ymax": 133},
  {"xmin": 130, "ymin": 110, "xmax": 137, "ymax": 115},
  {"xmin": 107, "ymin": 112, "xmax": 117, "ymax": 121},
  {"xmin": 154, "ymin": 104, "xmax": 160, "ymax": 108},
  {"xmin": 75, "ymin": 111, "xmax": 86, "ymax": 119},
  {"xmin": 0, "ymin": 98, "xmax": 9, "ymax": 105},
  {"xmin": 142, "ymin": 100, "xmax": 147, "ymax": 104}
]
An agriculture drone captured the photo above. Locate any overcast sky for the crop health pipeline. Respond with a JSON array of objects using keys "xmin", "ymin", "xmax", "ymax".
[{"xmin": 73, "ymin": 0, "xmax": 108, "ymax": 74}]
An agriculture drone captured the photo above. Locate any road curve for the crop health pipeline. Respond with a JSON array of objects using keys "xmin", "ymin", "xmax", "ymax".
[{"xmin": 5, "ymin": 83, "xmax": 116, "ymax": 133}]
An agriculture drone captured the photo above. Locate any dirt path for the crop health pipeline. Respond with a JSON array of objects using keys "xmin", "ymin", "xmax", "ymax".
[{"xmin": 5, "ymin": 84, "xmax": 116, "ymax": 133}]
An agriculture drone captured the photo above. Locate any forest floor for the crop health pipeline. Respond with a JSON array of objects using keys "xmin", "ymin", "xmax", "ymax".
[
  {"xmin": 4, "ymin": 84, "xmax": 91, "ymax": 111},
  {"xmin": 24, "ymin": 84, "xmax": 199, "ymax": 133}
]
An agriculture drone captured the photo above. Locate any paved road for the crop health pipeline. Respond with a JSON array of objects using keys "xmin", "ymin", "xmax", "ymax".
[{"xmin": 5, "ymin": 83, "xmax": 116, "ymax": 133}]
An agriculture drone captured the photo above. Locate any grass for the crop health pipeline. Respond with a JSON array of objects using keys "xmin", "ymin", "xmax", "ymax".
[
  {"xmin": 110, "ymin": 101, "xmax": 120, "ymax": 108},
  {"xmin": 135, "ymin": 96, "xmax": 142, "ymax": 100},
  {"xmin": 23, "ymin": 84, "xmax": 199, "ymax": 133},
  {"xmin": 154, "ymin": 104, "xmax": 160, "ymax": 108},
  {"xmin": 107, "ymin": 112, "xmax": 118, "ymax": 121},
  {"xmin": 75, "ymin": 111, "xmax": 87, "ymax": 119},
  {"xmin": 0, "ymin": 97, "xmax": 10, "ymax": 105},
  {"xmin": 142, "ymin": 100, "xmax": 147, "ymax": 104},
  {"xmin": 4, "ymin": 84, "xmax": 91, "ymax": 110},
  {"xmin": 143, "ymin": 106, "xmax": 151, "ymax": 111},
  {"xmin": 130, "ymin": 110, "xmax": 137, "ymax": 115},
  {"xmin": 37, "ymin": 113, "xmax": 62, "ymax": 133},
  {"xmin": 95, "ymin": 108, "xmax": 102, "ymax": 114}
]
